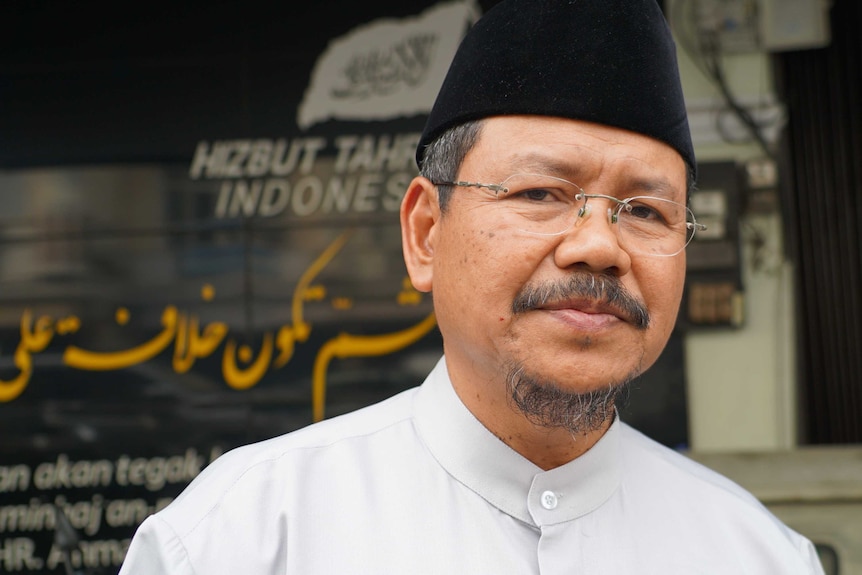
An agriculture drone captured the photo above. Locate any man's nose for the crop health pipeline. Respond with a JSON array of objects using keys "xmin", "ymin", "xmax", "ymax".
[{"xmin": 553, "ymin": 200, "xmax": 632, "ymax": 275}]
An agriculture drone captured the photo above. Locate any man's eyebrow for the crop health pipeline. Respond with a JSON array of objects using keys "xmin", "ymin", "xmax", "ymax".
[
  {"xmin": 626, "ymin": 177, "xmax": 681, "ymax": 199},
  {"xmin": 506, "ymin": 153, "xmax": 682, "ymax": 198},
  {"xmin": 506, "ymin": 153, "xmax": 584, "ymax": 180}
]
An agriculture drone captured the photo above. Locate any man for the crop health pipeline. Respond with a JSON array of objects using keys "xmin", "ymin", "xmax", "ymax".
[{"xmin": 120, "ymin": 0, "xmax": 824, "ymax": 573}]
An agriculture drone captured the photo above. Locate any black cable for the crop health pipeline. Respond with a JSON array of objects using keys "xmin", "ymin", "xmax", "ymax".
[
  {"xmin": 669, "ymin": 0, "xmax": 779, "ymax": 160},
  {"xmin": 701, "ymin": 33, "xmax": 778, "ymax": 160}
]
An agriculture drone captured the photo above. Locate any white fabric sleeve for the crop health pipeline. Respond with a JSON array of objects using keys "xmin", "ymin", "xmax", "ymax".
[
  {"xmin": 119, "ymin": 515, "xmax": 195, "ymax": 575},
  {"xmin": 803, "ymin": 541, "xmax": 827, "ymax": 575}
]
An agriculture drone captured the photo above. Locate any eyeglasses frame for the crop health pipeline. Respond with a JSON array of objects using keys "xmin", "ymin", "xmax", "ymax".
[{"xmin": 431, "ymin": 175, "xmax": 708, "ymax": 257}]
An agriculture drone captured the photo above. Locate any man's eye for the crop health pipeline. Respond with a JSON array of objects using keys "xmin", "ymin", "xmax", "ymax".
[
  {"xmin": 628, "ymin": 203, "xmax": 664, "ymax": 221},
  {"xmin": 510, "ymin": 188, "xmax": 559, "ymax": 202}
]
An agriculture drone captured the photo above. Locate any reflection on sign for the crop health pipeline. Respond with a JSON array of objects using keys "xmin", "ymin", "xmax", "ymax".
[
  {"xmin": 297, "ymin": 1, "xmax": 480, "ymax": 128},
  {"xmin": 0, "ymin": 231, "xmax": 436, "ymax": 421}
]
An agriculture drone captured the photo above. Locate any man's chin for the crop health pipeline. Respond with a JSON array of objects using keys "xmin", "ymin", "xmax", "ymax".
[{"xmin": 504, "ymin": 362, "xmax": 634, "ymax": 437}]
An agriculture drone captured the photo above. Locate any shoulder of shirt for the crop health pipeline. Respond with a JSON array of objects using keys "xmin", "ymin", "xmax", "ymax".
[
  {"xmin": 157, "ymin": 386, "xmax": 419, "ymax": 530},
  {"xmin": 205, "ymin": 384, "xmax": 417, "ymax": 468},
  {"xmin": 616, "ymin": 422, "xmax": 822, "ymax": 562},
  {"xmin": 617, "ymin": 422, "xmax": 817, "ymax": 543},
  {"xmin": 618, "ymin": 421, "xmax": 766, "ymax": 505}
]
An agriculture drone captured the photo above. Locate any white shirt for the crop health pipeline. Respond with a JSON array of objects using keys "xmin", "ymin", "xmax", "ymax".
[{"xmin": 120, "ymin": 356, "xmax": 824, "ymax": 574}]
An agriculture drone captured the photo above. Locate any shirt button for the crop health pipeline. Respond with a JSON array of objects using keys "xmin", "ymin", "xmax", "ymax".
[{"xmin": 540, "ymin": 490, "xmax": 558, "ymax": 510}]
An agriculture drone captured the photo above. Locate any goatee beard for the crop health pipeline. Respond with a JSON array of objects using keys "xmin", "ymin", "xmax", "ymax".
[{"xmin": 505, "ymin": 363, "xmax": 633, "ymax": 436}]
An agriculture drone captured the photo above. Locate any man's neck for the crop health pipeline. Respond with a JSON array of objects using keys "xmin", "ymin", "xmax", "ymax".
[
  {"xmin": 446, "ymin": 362, "xmax": 613, "ymax": 470},
  {"xmin": 488, "ymin": 413, "xmax": 612, "ymax": 470}
]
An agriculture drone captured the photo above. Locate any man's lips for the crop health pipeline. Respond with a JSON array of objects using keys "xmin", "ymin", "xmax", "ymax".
[
  {"xmin": 511, "ymin": 273, "xmax": 651, "ymax": 330},
  {"xmin": 537, "ymin": 299, "xmax": 630, "ymax": 328}
]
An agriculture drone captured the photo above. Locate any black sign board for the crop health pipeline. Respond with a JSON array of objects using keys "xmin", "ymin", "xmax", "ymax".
[{"xmin": 0, "ymin": 3, "xmax": 686, "ymax": 573}]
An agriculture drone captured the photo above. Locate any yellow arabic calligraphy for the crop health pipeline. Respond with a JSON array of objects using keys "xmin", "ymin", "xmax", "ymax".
[
  {"xmin": 217, "ymin": 229, "xmax": 355, "ymax": 390},
  {"xmin": 222, "ymin": 333, "xmax": 273, "ymax": 390},
  {"xmin": 64, "ymin": 306, "xmax": 180, "ymax": 370},
  {"xmin": 0, "ymin": 230, "xmax": 436, "ymax": 410},
  {"xmin": 0, "ymin": 310, "xmax": 70, "ymax": 402},
  {"xmin": 291, "ymin": 229, "xmax": 354, "ymax": 344},
  {"xmin": 312, "ymin": 312, "xmax": 437, "ymax": 422},
  {"xmin": 173, "ymin": 313, "xmax": 229, "ymax": 373}
]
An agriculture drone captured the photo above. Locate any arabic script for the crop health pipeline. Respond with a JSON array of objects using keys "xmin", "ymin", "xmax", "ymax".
[{"xmin": 0, "ymin": 231, "xmax": 436, "ymax": 420}]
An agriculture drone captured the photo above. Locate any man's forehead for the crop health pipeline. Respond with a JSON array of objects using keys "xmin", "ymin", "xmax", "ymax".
[{"xmin": 466, "ymin": 116, "xmax": 687, "ymax": 190}]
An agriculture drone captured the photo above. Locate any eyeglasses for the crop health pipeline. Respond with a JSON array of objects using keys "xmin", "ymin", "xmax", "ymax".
[{"xmin": 432, "ymin": 173, "xmax": 706, "ymax": 257}]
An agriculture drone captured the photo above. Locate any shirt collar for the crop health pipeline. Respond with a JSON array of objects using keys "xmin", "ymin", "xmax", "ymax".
[{"xmin": 414, "ymin": 356, "xmax": 622, "ymax": 527}]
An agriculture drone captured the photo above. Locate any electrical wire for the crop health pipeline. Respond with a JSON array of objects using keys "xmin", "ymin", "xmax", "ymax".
[{"xmin": 669, "ymin": 0, "xmax": 779, "ymax": 160}]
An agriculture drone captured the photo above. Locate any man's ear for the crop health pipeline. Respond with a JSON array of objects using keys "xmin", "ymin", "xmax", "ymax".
[{"xmin": 400, "ymin": 176, "xmax": 440, "ymax": 293}]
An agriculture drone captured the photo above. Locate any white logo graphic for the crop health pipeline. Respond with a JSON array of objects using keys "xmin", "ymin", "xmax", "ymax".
[{"xmin": 297, "ymin": 0, "xmax": 480, "ymax": 130}]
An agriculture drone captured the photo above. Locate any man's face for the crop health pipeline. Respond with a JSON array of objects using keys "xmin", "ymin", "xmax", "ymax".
[{"xmin": 404, "ymin": 115, "xmax": 688, "ymax": 410}]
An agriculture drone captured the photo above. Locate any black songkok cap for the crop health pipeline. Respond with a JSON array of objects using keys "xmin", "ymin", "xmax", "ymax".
[{"xmin": 416, "ymin": 0, "xmax": 695, "ymax": 177}]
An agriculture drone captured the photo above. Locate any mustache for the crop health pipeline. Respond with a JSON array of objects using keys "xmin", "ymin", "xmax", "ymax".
[{"xmin": 511, "ymin": 272, "xmax": 650, "ymax": 330}]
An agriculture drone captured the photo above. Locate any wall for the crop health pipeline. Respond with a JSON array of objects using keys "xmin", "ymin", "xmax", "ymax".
[{"xmin": 672, "ymin": 23, "xmax": 799, "ymax": 451}]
